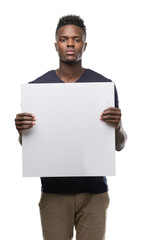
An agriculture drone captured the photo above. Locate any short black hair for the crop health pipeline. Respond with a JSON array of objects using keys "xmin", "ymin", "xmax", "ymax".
[{"xmin": 55, "ymin": 15, "xmax": 87, "ymax": 39}]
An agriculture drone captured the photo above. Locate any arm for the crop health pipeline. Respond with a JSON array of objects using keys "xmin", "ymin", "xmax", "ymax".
[
  {"xmin": 115, "ymin": 120, "xmax": 127, "ymax": 151},
  {"xmin": 18, "ymin": 134, "xmax": 22, "ymax": 145},
  {"xmin": 100, "ymin": 107, "xmax": 127, "ymax": 151}
]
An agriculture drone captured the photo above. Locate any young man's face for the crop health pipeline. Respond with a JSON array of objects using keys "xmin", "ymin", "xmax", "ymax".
[{"xmin": 55, "ymin": 25, "xmax": 87, "ymax": 63}]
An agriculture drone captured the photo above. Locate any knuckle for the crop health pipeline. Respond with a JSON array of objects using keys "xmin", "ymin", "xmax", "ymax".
[{"xmin": 118, "ymin": 109, "xmax": 121, "ymax": 114}]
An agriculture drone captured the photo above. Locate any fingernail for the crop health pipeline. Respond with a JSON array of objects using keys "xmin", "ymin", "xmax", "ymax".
[{"xmin": 33, "ymin": 122, "xmax": 36, "ymax": 125}]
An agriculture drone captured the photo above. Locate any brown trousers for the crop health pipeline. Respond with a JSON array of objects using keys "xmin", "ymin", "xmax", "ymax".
[{"xmin": 39, "ymin": 192, "xmax": 110, "ymax": 240}]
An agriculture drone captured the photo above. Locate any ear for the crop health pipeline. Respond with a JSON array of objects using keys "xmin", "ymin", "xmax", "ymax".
[
  {"xmin": 54, "ymin": 42, "xmax": 58, "ymax": 51},
  {"xmin": 83, "ymin": 42, "xmax": 87, "ymax": 52}
]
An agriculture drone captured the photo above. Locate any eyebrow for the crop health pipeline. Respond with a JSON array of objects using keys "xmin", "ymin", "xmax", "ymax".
[{"xmin": 59, "ymin": 36, "xmax": 82, "ymax": 38}]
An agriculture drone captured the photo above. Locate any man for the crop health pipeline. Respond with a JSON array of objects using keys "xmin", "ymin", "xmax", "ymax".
[{"xmin": 15, "ymin": 15, "xmax": 127, "ymax": 240}]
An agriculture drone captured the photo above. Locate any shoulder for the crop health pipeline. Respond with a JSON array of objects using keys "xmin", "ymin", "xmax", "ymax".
[
  {"xmin": 85, "ymin": 69, "xmax": 112, "ymax": 82},
  {"xmin": 86, "ymin": 69, "xmax": 119, "ymax": 108},
  {"xmin": 29, "ymin": 70, "xmax": 54, "ymax": 84}
]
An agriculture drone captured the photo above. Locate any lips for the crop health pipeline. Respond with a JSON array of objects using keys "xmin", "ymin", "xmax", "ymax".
[{"xmin": 66, "ymin": 50, "xmax": 75, "ymax": 55}]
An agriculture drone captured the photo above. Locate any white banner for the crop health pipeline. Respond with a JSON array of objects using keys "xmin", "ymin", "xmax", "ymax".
[{"xmin": 21, "ymin": 82, "xmax": 115, "ymax": 177}]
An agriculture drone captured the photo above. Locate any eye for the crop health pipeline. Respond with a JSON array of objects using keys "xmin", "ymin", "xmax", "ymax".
[
  {"xmin": 75, "ymin": 39, "xmax": 81, "ymax": 42},
  {"xmin": 60, "ymin": 39, "xmax": 66, "ymax": 42}
]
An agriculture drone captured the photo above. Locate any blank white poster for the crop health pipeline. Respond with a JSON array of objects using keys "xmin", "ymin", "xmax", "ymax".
[{"xmin": 21, "ymin": 82, "xmax": 115, "ymax": 177}]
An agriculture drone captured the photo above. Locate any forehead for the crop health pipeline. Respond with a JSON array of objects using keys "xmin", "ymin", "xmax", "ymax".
[{"xmin": 57, "ymin": 25, "xmax": 85, "ymax": 38}]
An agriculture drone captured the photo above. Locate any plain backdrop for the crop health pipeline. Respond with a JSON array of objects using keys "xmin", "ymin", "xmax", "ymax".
[{"xmin": 0, "ymin": 0, "xmax": 142, "ymax": 239}]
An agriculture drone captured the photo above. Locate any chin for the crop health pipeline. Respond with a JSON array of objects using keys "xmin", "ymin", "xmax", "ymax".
[
  {"xmin": 63, "ymin": 58, "xmax": 78, "ymax": 63},
  {"xmin": 66, "ymin": 60, "xmax": 76, "ymax": 63}
]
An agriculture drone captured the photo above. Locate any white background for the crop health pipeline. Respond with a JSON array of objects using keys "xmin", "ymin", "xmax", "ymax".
[{"xmin": 0, "ymin": 0, "xmax": 141, "ymax": 239}]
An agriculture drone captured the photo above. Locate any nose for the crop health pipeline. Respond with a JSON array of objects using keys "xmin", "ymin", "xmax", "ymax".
[{"xmin": 67, "ymin": 38, "xmax": 74, "ymax": 47}]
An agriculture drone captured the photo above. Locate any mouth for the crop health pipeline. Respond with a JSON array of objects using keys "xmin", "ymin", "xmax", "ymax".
[{"xmin": 66, "ymin": 50, "xmax": 76, "ymax": 55}]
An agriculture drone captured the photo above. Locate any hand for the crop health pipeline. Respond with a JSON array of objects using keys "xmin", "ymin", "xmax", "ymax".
[
  {"xmin": 100, "ymin": 107, "xmax": 121, "ymax": 129},
  {"xmin": 15, "ymin": 112, "xmax": 36, "ymax": 135}
]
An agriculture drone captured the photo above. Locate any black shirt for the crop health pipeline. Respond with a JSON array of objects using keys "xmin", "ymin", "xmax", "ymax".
[{"xmin": 29, "ymin": 69, "xmax": 119, "ymax": 194}]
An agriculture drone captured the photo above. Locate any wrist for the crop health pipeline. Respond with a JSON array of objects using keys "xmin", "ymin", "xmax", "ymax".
[{"xmin": 115, "ymin": 120, "xmax": 121, "ymax": 131}]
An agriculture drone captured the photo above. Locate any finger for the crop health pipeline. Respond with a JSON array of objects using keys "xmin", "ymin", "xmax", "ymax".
[
  {"xmin": 103, "ymin": 119, "xmax": 120, "ymax": 124},
  {"xmin": 15, "ymin": 121, "xmax": 36, "ymax": 126},
  {"xmin": 101, "ymin": 110, "xmax": 121, "ymax": 117},
  {"xmin": 16, "ymin": 113, "xmax": 35, "ymax": 118},
  {"xmin": 15, "ymin": 116, "xmax": 36, "ymax": 122},
  {"xmin": 101, "ymin": 115, "xmax": 121, "ymax": 120},
  {"xmin": 103, "ymin": 107, "xmax": 120, "ymax": 112},
  {"xmin": 16, "ymin": 125, "xmax": 34, "ymax": 131},
  {"xmin": 18, "ymin": 130, "xmax": 23, "ymax": 135}
]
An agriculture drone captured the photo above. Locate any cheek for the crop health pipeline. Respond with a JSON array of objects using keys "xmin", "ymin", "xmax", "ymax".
[
  {"xmin": 57, "ymin": 48, "xmax": 66, "ymax": 59},
  {"xmin": 77, "ymin": 44, "xmax": 85, "ymax": 53},
  {"xmin": 78, "ymin": 47, "xmax": 84, "ymax": 56},
  {"xmin": 56, "ymin": 46, "xmax": 62, "ymax": 55},
  {"xmin": 58, "ymin": 46, "xmax": 66, "ymax": 55}
]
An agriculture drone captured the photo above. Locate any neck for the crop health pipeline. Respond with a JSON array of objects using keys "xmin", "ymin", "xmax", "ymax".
[{"xmin": 56, "ymin": 60, "xmax": 85, "ymax": 83}]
